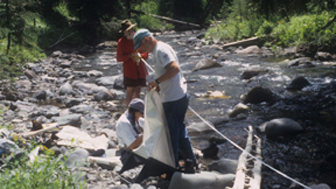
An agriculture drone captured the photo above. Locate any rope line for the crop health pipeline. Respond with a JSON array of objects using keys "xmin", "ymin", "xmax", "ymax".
[{"xmin": 141, "ymin": 58, "xmax": 311, "ymax": 189}]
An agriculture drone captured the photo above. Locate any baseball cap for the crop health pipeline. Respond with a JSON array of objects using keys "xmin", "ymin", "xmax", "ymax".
[
  {"xmin": 128, "ymin": 98, "xmax": 145, "ymax": 113},
  {"xmin": 133, "ymin": 29, "xmax": 150, "ymax": 51}
]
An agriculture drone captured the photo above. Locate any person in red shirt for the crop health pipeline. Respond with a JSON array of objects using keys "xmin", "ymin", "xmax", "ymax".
[{"xmin": 116, "ymin": 20, "xmax": 149, "ymax": 106}]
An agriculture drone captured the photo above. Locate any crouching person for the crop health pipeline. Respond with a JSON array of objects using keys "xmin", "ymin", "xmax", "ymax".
[{"xmin": 116, "ymin": 98, "xmax": 145, "ymax": 164}]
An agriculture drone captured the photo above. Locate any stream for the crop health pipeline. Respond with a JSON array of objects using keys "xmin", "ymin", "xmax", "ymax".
[{"xmin": 73, "ymin": 30, "xmax": 336, "ymax": 188}]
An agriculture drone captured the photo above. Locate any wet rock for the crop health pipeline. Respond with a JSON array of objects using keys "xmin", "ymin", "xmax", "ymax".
[
  {"xmin": 287, "ymin": 57, "xmax": 315, "ymax": 68},
  {"xmin": 94, "ymin": 90, "xmax": 117, "ymax": 101},
  {"xmin": 235, "ymin": 45, "xmax": 261, "ymax": 55},
  {"xmin": 168, "ymin": 172, "xmax": 235, "ymax": 189},
  {"xmin": 208, "ymin": 158, "xmax": 238, "ymax": 174},
  {"xmin": 257, "ymin": 118, "xmax": 303, "ymax": 136},
  {"xmin": 192, "ymin": 59, "xmax": 222, "ymax": 72},
  {"xmin": 241, "ymin": 68, "xmax": 268, "ymax": 79},
  {"xmin": 32, "ymin": 90, "xmax": 47, "ymax": 100},
  {"xmin": 228, "ymin": 103, "xmax": 249, "ymax": 118},
  {"xmin": 286, "ymin": 76, "xmax": 311, "ymax": 90},
  {"xmin": 243, "ymin": 86, "xmax": 275, "ymax": 104}
]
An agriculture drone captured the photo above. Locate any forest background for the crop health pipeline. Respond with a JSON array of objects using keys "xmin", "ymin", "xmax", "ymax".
[{"xmin": 1, "ymin": 0, "xmax": 336, "ymax": 79}]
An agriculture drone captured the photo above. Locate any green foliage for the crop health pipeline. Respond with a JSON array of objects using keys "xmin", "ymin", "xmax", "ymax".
[
  {"xmin": 271, "ymin": 12, "xmax": 336, "ymax": 47},
  {"xmin": 205, "ymin": 18, "xmax": 262, "ymax": 42},
  {"xmin": 0, "ymin": 145, "xmax": 86, "ymax": 189},
  {"xmin": 256, "ymin": 20, "xmax": 275, "ymax": 36},
  {"xmin": 137, "ymin": 15, "xmax": 174, "ymax": 31}
]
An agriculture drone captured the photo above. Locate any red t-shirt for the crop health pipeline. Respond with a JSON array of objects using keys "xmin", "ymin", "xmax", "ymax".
[{"xmin": 116, "ymin": 36, "xmax": 149, "ymax": 79}]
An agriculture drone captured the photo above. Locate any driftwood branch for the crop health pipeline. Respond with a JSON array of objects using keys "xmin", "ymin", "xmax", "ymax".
[
  {"xmin": 19, "ymin": 123, "xmax": 60, "ymax": 138},
  {"xmin": 130, "ymin": 9, "xmax": 202, "ymax": 28},
  {"xmin": 227, "ymin": 126, "xmax": 262, "ymax": 189}
]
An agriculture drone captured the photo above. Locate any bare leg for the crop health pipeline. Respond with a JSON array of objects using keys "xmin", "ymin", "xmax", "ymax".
[
  {"xmin": 125, "ymin": 87, "xmax": 135, "ymax": 107},
  {"xmin": 133, "ymin": 86, "xmax": 141, "ymax": 99}
]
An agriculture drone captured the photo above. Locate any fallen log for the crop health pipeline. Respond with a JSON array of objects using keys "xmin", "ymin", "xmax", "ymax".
[
  {"xmin": 222, "ymin": 37, "xmax": 261, "ymax": 49},
  {"xmin": 227, "ymin": 126, "xmax": 262, "ymax": 189},
  {"xmin": 19, "ymin": 122, "xmax": 61, "ymax": 138}
]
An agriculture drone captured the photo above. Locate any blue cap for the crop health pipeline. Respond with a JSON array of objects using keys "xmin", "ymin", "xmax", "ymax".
[{"xmin": 133, "ymin": 29, "xmax": 150, "ymax": 51}]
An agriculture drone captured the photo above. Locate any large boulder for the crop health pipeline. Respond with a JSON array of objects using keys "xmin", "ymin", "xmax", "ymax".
[
  {"xmin": 243, "ymin": 86, "xmax": 275, "ymax": 104},
  {"xmin": 257, "ymin": 118, "xmax": 303, "ymax": 136},
  {"xmin": 286, "ymin": 76, "xmax": 311, "ymax": 90}
]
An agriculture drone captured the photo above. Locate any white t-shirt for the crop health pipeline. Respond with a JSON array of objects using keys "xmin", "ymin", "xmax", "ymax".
[
  {"xmin": 116, "ymin": 111, "xmax": 144, "ymax": 148},
  {"xmin": 152, "ymin": 41, "xmax": 187, "ymax": 102}
]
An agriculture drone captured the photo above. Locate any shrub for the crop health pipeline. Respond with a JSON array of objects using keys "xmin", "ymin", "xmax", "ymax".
[{"xmin": 0, "ymin": 145, "xmax": 86, "ymax": 189}]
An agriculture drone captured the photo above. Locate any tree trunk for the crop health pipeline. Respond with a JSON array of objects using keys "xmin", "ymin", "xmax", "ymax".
[{"xmin": 6, "ymin": 0, "xmax": 10, "ymax": 54}]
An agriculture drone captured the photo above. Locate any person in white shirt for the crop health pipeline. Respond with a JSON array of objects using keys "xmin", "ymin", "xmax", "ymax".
[
  {"xmin": 133, "ymin": 29, "xmax": 197, "ymax": 173},
  {"xmin": 116, "ymin": 98, "xmax": 145, "ymax": 164}
]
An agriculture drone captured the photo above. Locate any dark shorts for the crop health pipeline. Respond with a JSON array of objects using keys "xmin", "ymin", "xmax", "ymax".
[{"xmin": 124, "ymin": 77, "xmax": 146, "ymax": 88}]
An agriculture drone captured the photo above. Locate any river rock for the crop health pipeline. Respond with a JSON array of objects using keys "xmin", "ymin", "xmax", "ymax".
[
  {"xmin": 51, "ymin": 113, "xmax": 82, "ymax": 127},
  {"xmin": 228, "ymin": 103, "xmax": 249, "ymax": 118},
  {"xmin": 287, "ymin": 57, "xmax": 315, "ymax": 68},
  {"xmin": 96, "ymin": 76, "xmax": 120, "ymax": 86},
  {"xmin": 309, "ymin": 183, "xmax": 331, "ymax": 189},
  {"xmin": 24, "ymin": 69, "xmax": 38, "ymax": 80},
  {"xmin": 187, "ymin": 121, "xmax": 214, "ymax": 134},
  {"xmin": 208, "ymin": 158, "xmax": 238, "ymax": 174},
  {"xmin": 257, "ymin": 118, "xmax": 303, "ymax": 136},
  {"xmin": 88, "ymin": 70, "xmax": 104, "ymax": 77},
  {"xmin": 16, "ymin": 80, "xmax": 32, "ymax": 90},
  {"xmin": 63, "ymin": 97, "xmax": 84, "ymax": 107},
  {"xmin": 243, "ymin": 86, "xmax": 275, "ymax": 104},
  {"xmin": 32, "ymin": 90, "xmax": 47, "ymax": 100},
  {"xmin": 286, "ymin": 76, "xmax": 311, "ymax": 90},
  {"xmin": 241, "ymin": 68, "xmax": 268, "ymax": 79},
  {"xmin": 235, "ymin": 45, "xmax": 261, "ymax": 55},
  {"xmin": 59, "ymin": 82, "xmax": 74, "ymax": 95},
  {"xmin": 192, "ymin": 59, "xmax": 222, "ymax": 72},
  {"xmin": 0, "ymin": 138, "xmax": 19, "ymax": 156},
  {"xmin": 94, "ymin": 90, "xmax": 117, "ymax": 101},
  {"xmin": 70, "ymin": 104, "xmax": 93, "ymax": 114},
  {"xmin": 168, "ymin": 171, "xmax": 235, "ymax": 189},
  {"xmin": 314, "ymin": 51, "xmax": 333, "ymax": 61},
  {"xmin": 63, "ymin": 148, "xmax": 89, "ymax": 169}
]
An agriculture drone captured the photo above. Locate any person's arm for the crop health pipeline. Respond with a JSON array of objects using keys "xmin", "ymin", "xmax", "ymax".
[
  {"xmin": 147, "ymin": 61, "xmax": 180, "ymax": 90},
  {"xmin": 128, "ymin": 135, "xmax": 143, "ymax": 149}
]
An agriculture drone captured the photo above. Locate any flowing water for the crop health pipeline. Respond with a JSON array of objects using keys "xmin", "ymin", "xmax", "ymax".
[{"xmin": 75, "ymin": 30, "xmax": 336, "ymax": 188}]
